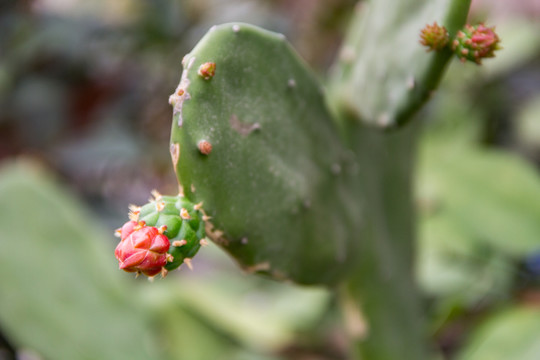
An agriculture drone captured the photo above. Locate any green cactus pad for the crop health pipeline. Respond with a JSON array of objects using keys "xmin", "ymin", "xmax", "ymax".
[
  {"xmin": 329, "ymin": 0, "xmax": 471, "ymax": 128},
  {"xmin": 136, "ymin": 193, "xmax": 206, "ymax": 270},
  {"xmin": 169, "ymin": 23, "xmax": 363, "ymax": 285}
]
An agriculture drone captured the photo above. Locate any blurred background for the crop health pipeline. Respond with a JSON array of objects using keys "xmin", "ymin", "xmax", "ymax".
[{"xmin": 1, "ymin": 0, "xmax": 540, "ymax": 359}]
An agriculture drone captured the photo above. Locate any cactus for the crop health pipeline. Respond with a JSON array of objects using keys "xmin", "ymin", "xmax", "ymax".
[
  {"xmin": 116, "ymin": 0, "xmax": 502, "ymax": 358},
  {"xmin": 168, "ymin": 23, "xmax": 362, "ymax": 285},
  {"xmin": 328, "ymin": 0, "xmax": 473, "ymax": 128}
]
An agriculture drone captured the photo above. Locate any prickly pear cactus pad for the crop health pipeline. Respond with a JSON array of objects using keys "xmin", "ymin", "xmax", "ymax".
[
  {"xmin": 329, "ymin": 0, "xmax": 471, "ymax": 128},
  {"xmin": 114, "ymin": 191, "xmax": 206, "ymax": 278},
  {"xmin": 169, "ymin": 23, "xmax": 363, "ymax": 285}
]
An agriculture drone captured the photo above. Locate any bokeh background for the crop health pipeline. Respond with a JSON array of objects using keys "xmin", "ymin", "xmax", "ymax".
[{"xmin": 1, "ymin": 0, "xmax": 540, "ymax": 359}]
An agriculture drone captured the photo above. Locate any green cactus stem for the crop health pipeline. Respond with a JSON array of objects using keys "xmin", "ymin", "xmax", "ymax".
[
  {"xmin": 128, "ymin": 0, "xmax": 477, "ymax": 357},
  {"xmin": 329, "ymin": 0, "xmax": 472, "ymax": 129}
]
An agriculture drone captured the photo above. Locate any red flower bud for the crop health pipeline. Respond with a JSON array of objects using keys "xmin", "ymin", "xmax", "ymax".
[
  {"xmin": 452, "ymin": 24, "xmax": 501, "ymax": 64},
  {"xmin": 114, "ymin": 222, "xmax": 171, "ymax": 277}
]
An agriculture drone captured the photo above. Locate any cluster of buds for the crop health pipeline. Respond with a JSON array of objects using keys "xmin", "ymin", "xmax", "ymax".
[
  {"xmin": 419, "ymin": 22, "xmax": 501, "ymax": 65},
  {"xmin": 114, "ymin": 220, "xmax": 173, "ymax": 278},
  {"xmin": 452, "ymin": 24, "xmax": 501, "ymax": 64}
]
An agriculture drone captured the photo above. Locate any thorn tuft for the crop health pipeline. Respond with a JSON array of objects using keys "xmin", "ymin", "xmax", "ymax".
[
  {"xmin": 184, "ymin": 258, "xmax": 193, "ymax": 270},
  {"xmin": 180, "ymin": 208, "xmax": 191, "ymax": 220},
  {"xmin": 128, "ymin": 204, "xmax": 141, "ymax": 221},
  {"xmin": 158, "ymin": 225, "xmax": 168, "ymax": 234},
  {"xmin": 197, "ymin": 62, "xmax": 216, "ymax": 80},
  {"xmin": 173, "ymin": 240, "xmax": 187, "ymax": 247},
  {"xmin": 198, "ymin": 140, "xmax": 213, "ymax": 155},
  {"xmin": 151, "ymin": 189, "xmax": 162, "ymax": 201},
  {"xmin": 194, "ymin": 202, "xmax": 203, "ymax": 211},
  {"xmin": 156, "ymin": 201, "xmax": 165, "ymax": 212}
]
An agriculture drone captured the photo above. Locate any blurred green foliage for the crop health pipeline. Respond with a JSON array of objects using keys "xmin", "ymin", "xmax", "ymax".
[
  {"xmin": 414, "ymin": 13, "xmax": 540, "ymax": 357},
  {"xmin": 0, "ymin": 160, "xmax": 332, "ymax": 360}
]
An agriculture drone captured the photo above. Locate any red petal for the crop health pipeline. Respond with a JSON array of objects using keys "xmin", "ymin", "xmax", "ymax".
[
  {"xmin": 141, "ymin": 268, "xmax": 162, "ymax": 277},
  {"xmin": 133, "ymin": 227, "xmax": 158, "ymax": 249},
  {"xmin": 119, "ymin": 250, "xmax": 146, "ymax": 270},
  {"xmin": 120, "ymin": 221, "xmax": 138, "ymax": 240},
  {"xmin": 138, "ymin": 252, "xmax": 167, "ymax": 270},
  {"xmin": 149, "ymin": 234, "xmax": 170, "ymax": 253}
]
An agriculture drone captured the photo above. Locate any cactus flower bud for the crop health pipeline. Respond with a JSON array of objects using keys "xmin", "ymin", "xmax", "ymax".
[
  {"xmin": 115, "ymin": 222, "xmax": 171, "ymax": 277},
  {"xmin": 452, "ymin": 24, "xmax": 501, "ymax": 64},
  {"xmin": 114, "ymin": 191, "xmax": 207, "ymax": 278},
  {"xmin": 419, "ymin": 22, "xmax": 449, "ymax": 51}
]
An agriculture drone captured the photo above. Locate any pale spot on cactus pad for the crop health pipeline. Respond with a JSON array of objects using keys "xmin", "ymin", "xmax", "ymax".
[
  {"xmin": 170, "ymin": 143, "xmax": 180, "ymax": 168},
  {"xmin": 407, "ymin": 76, "xmax": 415, "ymax": 90},
  {"xmin": 376, "ymin": 112, "xmax": 392, "ymax": 127},
  {"xmin": 229, "ymin": 114, "xmax": 261, "ymax": 136}
]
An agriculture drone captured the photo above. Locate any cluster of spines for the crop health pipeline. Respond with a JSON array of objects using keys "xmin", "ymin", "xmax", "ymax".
[{"xmin": 420, "ymin": 22, "xmax": 501, "ymax": 65}]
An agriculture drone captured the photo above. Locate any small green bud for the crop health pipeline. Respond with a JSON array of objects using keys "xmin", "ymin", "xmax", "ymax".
[{"xmin": 419, "ymin": 22, "xmax": 449, "ymax": 51}]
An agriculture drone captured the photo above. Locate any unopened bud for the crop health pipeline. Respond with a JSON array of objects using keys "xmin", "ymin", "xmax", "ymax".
[
  {"xmin": 419, "ymin": 22, "xmax": 449, "ymax": 51},
  {"xmin": 452, "ymin": 24, "xmax": 501, "ymax": 64}
]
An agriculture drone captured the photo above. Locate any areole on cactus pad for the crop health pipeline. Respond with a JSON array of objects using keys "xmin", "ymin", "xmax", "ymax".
[{"xmin": 114, "ymin": 191, "xmax": 207, "ymax": 278}]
